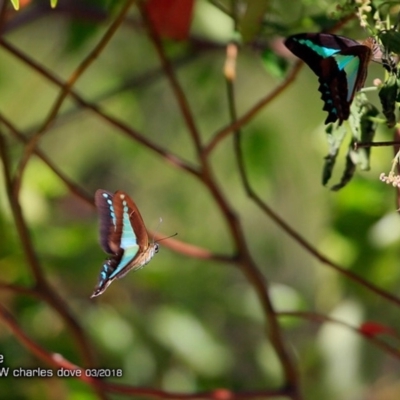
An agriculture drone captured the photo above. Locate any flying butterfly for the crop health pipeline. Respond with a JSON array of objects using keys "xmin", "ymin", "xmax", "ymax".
[
  {"xmin": 284, "ymin": 33, "xmax": 373, "ymax": 124},
  {"xmin": 92, "ymin": 189, "xmax": 159, "ymax": 297}
]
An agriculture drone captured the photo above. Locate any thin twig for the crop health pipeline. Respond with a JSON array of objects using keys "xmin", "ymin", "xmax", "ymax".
[
  {"xmin": 0, "ymin": 302, "xmax": 293, "ymax": 399},
  {"xmin": 1, "ymin": 113, "xmax": 228, "ymax": 265},
  {"xmin": 0, "ymin": 0, "xmax": 8, "ymax": 34},
  {"xmin": 0, "ymin": 132, "xmax": 101, "ymax": 379},
  {"xmin": 0, "ymin": 132, "xmax": 45, "ymax": 285},
  {"xmin": 355, "ymin": 140, "xmax": 400, "ymax": 149},
  {"xmin": 139, "ymin": 3, "xmax": 203, "ymax": 156},
  {"xmin": 221, "ymin": 52, "xmax": 400, "ymax": 310},
  {"xmin": 13, "ymin": 0, "xmax": 137, "ymax": 197},
  {"xmin": 279, "ymin": 311, "xmax": 400, "ymax": 360},
  {"xmin": 139, "ymin": 7, "xmax": 302, "ymax": 398},
  {"xmin": 0, "ymin": 37, "xmax": 200, "ymax": 180},
  {"xmin": 155, "ymin": 235, "xmax": 235, "ymax": 263},
  {"xmin": 0, "ymin": 113, "xmax": 93, "ymax": 205},
  {"xmin": 226, "ymin": 42, "xmax": 302, "ymax": 400},
  {"xmin": 247, "ymin": 189, "xmax": 400, "ymax": 306},
  {"xmin": 204, "ymin": 60, "xmax": 303, "ymax": 156}
]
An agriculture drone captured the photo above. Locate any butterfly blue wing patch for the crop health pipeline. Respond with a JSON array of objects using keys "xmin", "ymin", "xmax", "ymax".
[
  {"xmin": 284, "ymin": 33, "xmax": 371, "ymax": 124},
  {"xmin": 108, "ymin": 197, "xmax": 140, "ymax": 279}
]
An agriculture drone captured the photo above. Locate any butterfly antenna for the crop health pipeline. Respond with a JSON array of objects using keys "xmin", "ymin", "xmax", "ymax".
[
  {"xmin": 157, "ymin": 232, "xmax": 178, "ymax": 243},
  {"xmin": 152, "ymin": 217, "xmax": 178, "ymax": 244}
]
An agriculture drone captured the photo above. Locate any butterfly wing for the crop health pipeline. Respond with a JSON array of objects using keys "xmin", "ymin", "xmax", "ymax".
[
  {"xmin": 284, "ymin": 33, "xmax": 371, "ymax": 124},
  {"xmin": 114, "ymin": 190, "xmax": 149, "ymax": 251},
  {"xmin": 94, "ymin": 189, "xmax": 117, "ymax": 254},
  {"xmin": 92, "ymin": 190, "xmax": 154, "ymax": 297},
  {"xmin": 316, "ymin": 55, "xmax": 354, "ymax": 124}
]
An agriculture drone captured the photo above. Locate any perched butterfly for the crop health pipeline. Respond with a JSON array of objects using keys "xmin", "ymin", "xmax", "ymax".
[
  {"xmin": 91, "ymin": 189, "xmax": 159, "ymax": 298},
  {"xmin": 284, "ymin": 33, "xmax": 372, "ymax": 124}
]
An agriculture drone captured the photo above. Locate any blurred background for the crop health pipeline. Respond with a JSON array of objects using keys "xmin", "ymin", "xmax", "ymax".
[{"xmin": 1, "ymin": 0, "xmax": 400, "ymax": 399}]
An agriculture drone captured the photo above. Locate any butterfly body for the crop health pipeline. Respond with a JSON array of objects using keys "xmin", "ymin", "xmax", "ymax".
[
  {"xmin": 92, "ymin": 190, "xmax": 158, "ymax": 298},
  {"xmin": 284, "ymin": 33, "xmax": 372, "ymax": 124}
]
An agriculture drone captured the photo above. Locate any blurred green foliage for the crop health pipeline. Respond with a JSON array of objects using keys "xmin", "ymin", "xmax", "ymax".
[{"xmin": 1, "ymin": 0, "xmax": 400, "ymax": 399}]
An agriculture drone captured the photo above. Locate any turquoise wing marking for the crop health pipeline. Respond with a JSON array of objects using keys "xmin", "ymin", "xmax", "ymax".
[
  {"xmin": 120, "ymin": 202, "xmax": 138, "ymax": 249},
  {"xmin": 284, "ymin": 33, "xmax": 371, "ymax": 124},
  {"xmin": 109, "ymin": 200, "xmax": 140, "ymax": 279},
  {"xmin": 110, "ymin": 246, "xmax": 139, "ymax": 279},
  {"xmin": 297, "ymin": 38, "xmax": 340, "ymax": 57},
  {"xmin": 333, "ymin": 54, "xmax": 354, "ymax": 70},
  {"xmin": 295, "ymin": 38, "xmax": 363, "ymax": 103},
  {"xmin": 334, "ymin": 54, "xmax": 360, "ymax": 101}
]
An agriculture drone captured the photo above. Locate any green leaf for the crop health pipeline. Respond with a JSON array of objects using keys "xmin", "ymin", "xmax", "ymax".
[
  {"xmin": 330, "ymin": 149, "xmax": 357, "ymax": 191},
  {"xmin": 325, "ymin": 95, "xmax": 379, "ymax": 190},
  {"xmin": 322, "ymin": 124, "xmax": 347, "ymax": 186},
  {"xmin": 50, "ymin": 0, "xmax": 58, "ymax": 8},
  {"xmin": 379, "ymin": 72, "xmax": 398, "ymax": 128},
  {"xmin": 358, "ymin": 101, "xmax": 379, "ymax": 169},
  {"xmin": 65, "ymin": 0, "xmax": 113, "ymax": 52},
  {"xmin": 10, "ymin": 0, "xmax": 19, "ymax": 10},
  {"xmin": 65, "ymin": 19, "xmax": 99, "ymax": 52},
  {"xmin": 379, "ymin": 30, "xmax": 400, "ymax": 54},
  {"xmin": 261, "ymin": 49, "xmax": 288, "ymax": 78},
  {"xmin": 239, "ymin": 0, "xmax": 269, "ymax": 43}
]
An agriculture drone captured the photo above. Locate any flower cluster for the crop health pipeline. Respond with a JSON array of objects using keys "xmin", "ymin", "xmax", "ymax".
[
  {"xmin": 356, "ymin": 0, "xmax": 372, "ymax": 28},
  {"xmin": 379, "ymin": 171, "xmax": 400, "ymax": 187}
]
